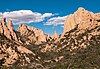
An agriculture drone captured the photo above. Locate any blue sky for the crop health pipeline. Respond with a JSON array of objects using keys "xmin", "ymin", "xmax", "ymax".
[{"xmin": 0, "ymin": 0, "xmax": 100, "ymax": 35}]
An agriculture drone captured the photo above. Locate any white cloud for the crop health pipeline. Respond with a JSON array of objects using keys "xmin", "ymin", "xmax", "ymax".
[
  {"xmin": 0, "ymin": 10, "xmax": 55, "ymax": 24},
  {"xmin": 61, "ymin": 26, "xmax": 64, "ymax": 28},
  {"xmin": 44, "ymin": 16, "xmax": 67, "ymax": 26}
]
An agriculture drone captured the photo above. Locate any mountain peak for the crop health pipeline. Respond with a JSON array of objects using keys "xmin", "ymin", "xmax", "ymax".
[
  {"xmin": 77, "ymin": 7, "xmax": 85, "ymax": 11},
  {"xmin": 62, "ymin": 7, "xmax": 99, "ymax": 38},
  {"xmin": 8, "ymin": 18, "xmax": 14, "ymax": 31}
]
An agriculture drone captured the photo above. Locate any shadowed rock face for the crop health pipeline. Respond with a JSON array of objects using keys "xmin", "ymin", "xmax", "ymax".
[{"xmin": 0, "ymin": 22, "xmax": 3, "ymax": 34}]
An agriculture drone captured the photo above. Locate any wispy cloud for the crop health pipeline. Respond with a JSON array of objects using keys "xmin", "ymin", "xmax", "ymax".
[
  {"xmin": 44, "ymin": 16, "xmax": 67, "ymax": 26},
  {"xmin": 0, "ymin": 10, "xmax": 55, "ymax": 24}
]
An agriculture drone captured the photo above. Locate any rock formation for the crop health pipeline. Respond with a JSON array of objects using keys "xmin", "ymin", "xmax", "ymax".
[
  {"xmin": 0, "ymin": 22, "xmax": 3, "ymax": 34},
  {"xmin": 62, "ymin": 7, "xmax": 100, "ymax": 37},
  {"xmin": 53, "ymin": 31, "xmax": 59, "ymax": 39},
  {"xmin": 8, "ymin": 19, "xmax": 18, "ymax": 41},
  {"xmin": 1, "ymin": 18, "xmax": 12, "ymax": 40},
  {"xmin": 0, "ymin": 31, "xmax": 35, "ymax": 67},
  {"xmin": 17, "ymin": 24, "xmax": 29, "ymax": 36},
  {"xmin": 0, "ymin": 18, "xmax": 18, "ymax": 41},
  {"xmin": 94, "ymin": 13, "xmax": 100, "ymax": 20},
  {"xmin": 17, "ymin": 24, "xmax": 48, "ymax": 44},
  {"xmin": 27, "ymin": 26, "xmax": 47, "ymax": 43}
]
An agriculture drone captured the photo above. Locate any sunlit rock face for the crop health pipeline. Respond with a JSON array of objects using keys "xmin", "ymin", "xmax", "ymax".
[
  {"xmin": 17, "ymin": 24, "xmax": 48, "ymax": 44},
  {"xmin": 62, "ymin": 7, "xmax": 100, "ymax": 37}
]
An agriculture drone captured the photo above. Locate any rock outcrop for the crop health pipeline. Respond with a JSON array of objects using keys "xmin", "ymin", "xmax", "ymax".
[
  {"xmin": 27, "ymin": 26, "xmax": 47, "ymax": 43},
  {"xmin": 8, "ymin": 19, "xmax": 18, "ymax": 41},
  {"xmin": 0, "ymin": 22, "xmax": 3, "ymax": 34},
  {"xmin": 53, "ymin": 31, "xmax": 59, "ymax": 39},
  {"xmin": 0, "ymin": 18, "xmax": 18, "ymax": 41},
  {"xmin": 17, "ymin": 24, "xmax": 47, "ymax": 44},
  {"xmin": 1, "ymin": 18, "xmax": 12, "ymax": 40},
  {"xmin": 62, "ymin": 7, "xmax": 100, "ymax": 37},
  {"xmin": 0, "ymin": 33, "xmax": 35, "ymax": 67},
  {"xmin": 94, "ymin": 13, "xmax": 100, "ymax": 20}
]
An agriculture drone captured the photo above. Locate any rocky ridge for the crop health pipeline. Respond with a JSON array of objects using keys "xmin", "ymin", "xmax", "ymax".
[{"xmin": 17, "ymin": 24, "xmax": 52, "ymax": 44}]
